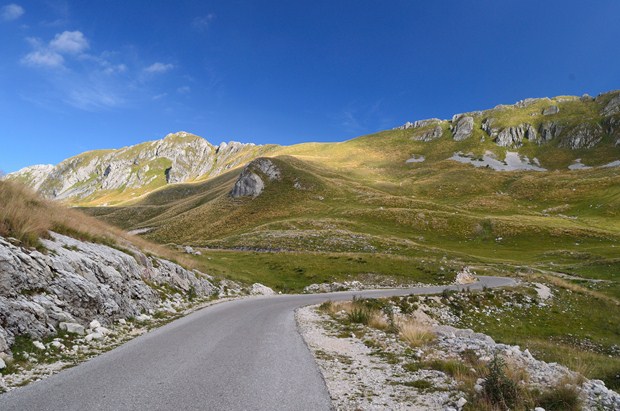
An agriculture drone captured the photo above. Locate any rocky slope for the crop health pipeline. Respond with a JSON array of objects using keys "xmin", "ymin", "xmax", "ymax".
[
  {"xmin": 0, "ymin": 232, "xmax": 221, "ymax": 357},
  {"xmin": 297, "ymin": 298, "xmax": 620, "ymax": 411},
  {"xmin": 6, "ymin": 90, "xmax": 620, "ymax": 207},
  {"xmin": 396, "ymin": 91, "xmax": 620, "ymax": 150},
  {"xmin": 6, "ymin": 132, "xmax": 269, "ymax": 205}
]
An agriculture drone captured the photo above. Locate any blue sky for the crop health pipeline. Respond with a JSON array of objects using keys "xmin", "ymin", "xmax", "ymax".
[{"xmin": 1, "ymin": 0, "xmax": 619, "ymax": 173}]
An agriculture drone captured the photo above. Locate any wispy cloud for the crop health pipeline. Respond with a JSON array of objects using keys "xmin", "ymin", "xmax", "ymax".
[
  {"xmin": 21, "ymin": 30, "xmax": 89, "ymax": 69},
  {"xmin": 50, "ymin": 31, "xmax": 89, "ymax": 54},
  {"xmin": 177, "ymin": 86, "xmax": 191, "ymax": 94},
  {"xmin": 21, "ymin": 50, "xmax": 64, "ymax": 68},
  {"xmin": 337, "ymin": 99, "xmax": 393, "ymax": 134},
  {"xmin": 144, "ymin": 62, "xmax": 174, "ymax": 74},
  {"xmin": 1, "ymin": 3, "xmax": 24, "ymax": 21},
  {"xmin": 192, "ymin": 13, "xmax": 215, "ymax": 31}
]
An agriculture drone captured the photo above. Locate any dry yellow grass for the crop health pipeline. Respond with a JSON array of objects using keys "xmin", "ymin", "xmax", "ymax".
[
  {"xmin": 0, "ymin": 181, "xmax": 197, "ymax": 270},
  {"xmin": 396, "ymin": 318, "xmax": 436, "ymax": 347}
]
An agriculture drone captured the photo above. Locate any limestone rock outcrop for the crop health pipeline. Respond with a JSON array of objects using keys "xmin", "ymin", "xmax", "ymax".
[
  {"xmin": 451, "ymin": 115, "xmax": 474, "ymax": 141},
  {"xmin": 6, "ymin": 132, "xmax": 260, "ymax": 202},
  {"xmin": 494, "ymin": 124, "xmax": 537, "ymax": 147},
  {"xmin": 0, "ymin": 233, "xmax": 218, "ymax": 354},
  {"xmin": 560, "ymin": 123, "xmax": 604, "ymax": 149},
  {"xmin": 230, "ymin": 158, "xmax": 281, "ymax": 198}
]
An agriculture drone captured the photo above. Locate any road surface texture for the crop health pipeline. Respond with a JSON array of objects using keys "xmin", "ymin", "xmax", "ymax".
[{"xmin": 0, "ymin": 276, "xmax": 515, "ymax": 410}]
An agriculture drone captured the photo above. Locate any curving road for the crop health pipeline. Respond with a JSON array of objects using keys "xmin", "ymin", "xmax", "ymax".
[{"xmin": 0, "ymin": 276, "xmax": 515, "ymax": 411}]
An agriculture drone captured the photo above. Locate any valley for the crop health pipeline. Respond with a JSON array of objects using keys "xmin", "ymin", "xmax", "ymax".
[{"xmin": 2, "ymin": 90, "xmax": 619, "ymax": 408}]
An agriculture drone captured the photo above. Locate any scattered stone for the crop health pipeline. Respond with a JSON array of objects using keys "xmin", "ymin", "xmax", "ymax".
[
  {"xmin": 33, "ymin": 341, "xmax": 45, "ymax": 350},
  {"xmin": 0, "ymin": 358, "xmax": 5, "ymax": 370},
  {"xmin": 89, "ymin": 320, "xmax": 101, "ymax": 330},
  {"xmin": 59, "ymin": 322, "xmax": 85, "ymax": 335},
  {"xmin": 85, "ymin": 332, "xmax": 104, "ymax": 342},
  {"xmin": 455, "ymin": 267, "xmax": 477, "ymax": 284},
  {"xmin": 135, "ymin": 314, "xmax": 152, "ymax": 323}
]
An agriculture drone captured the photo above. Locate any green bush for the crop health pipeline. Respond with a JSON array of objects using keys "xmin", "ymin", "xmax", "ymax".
[
  {"xmin": 347, "ymin": 306, "xmax": 371, "ymax": 324},
  {"xmin": 482, "ymin": 354, "xmax": 521, "ymax": 409}
]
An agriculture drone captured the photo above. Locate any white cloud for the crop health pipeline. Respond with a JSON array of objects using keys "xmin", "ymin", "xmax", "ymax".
[
  {"xmin": 102, "ymin": 63, "xmax": 127, "ymax": 75},
  {"xmin": 144, "ymin": 62, "xmax": 174, "ymax": 74},
  {"xmin": 1, "ymin": 3, "xmax": 24, "ymax": 21},
  {"xmin": 50, "ymin": 31, "xmax": 89, "ymax": 54},
  {"xmin": 192, "ymin": 13, "xmax": 215, "ymax": 31},
  {"xmin": 21, "ymin": 50, "xmax": 64, "ymax": 68},
  {"xmin": 64, "ymin": 86, "xmax": 124, "ymax": 111},
  {"xmin": 177, "ymin": 86, "xmax": 191, "ymax": 94}
]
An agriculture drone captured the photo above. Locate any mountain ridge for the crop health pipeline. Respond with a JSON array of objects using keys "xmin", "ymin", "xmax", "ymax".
[{"xmin": 6, "ymin": 89, "xmax": 620, "ymax": 206}]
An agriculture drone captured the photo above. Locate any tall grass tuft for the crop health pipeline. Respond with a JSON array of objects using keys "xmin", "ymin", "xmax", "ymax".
[
  {"xmin": 0, "ymin": 181, "xmax": 198, "ymax": 270},
  {"xmin": 397, "ymin": 318, "xmax": 436, "ymax": 347}
]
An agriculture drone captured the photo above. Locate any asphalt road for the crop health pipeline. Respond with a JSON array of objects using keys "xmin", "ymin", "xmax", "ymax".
[{"xmin": 0, "ymin": 276, "xmax": 515, "ymax": 411}]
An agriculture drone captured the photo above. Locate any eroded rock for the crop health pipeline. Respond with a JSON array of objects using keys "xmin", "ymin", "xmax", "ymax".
[
  {"xmin": 0, "ymin": 233, "xmax": 218, "ymax": 354},
  {"xmin": 451, "ymin": 115, "xmax": 474, "ymax": 141},
  {"xmin": 230, "ymin": 158, "xmax": 281, "ymax": 198},
  {"xmin": 560, "ymin": 123, "xmax": 604, "ymax": 149}
]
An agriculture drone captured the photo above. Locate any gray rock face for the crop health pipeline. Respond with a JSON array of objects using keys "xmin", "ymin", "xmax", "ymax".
[
  {"xmin": 451, "ymin": 115, "xmax": 474, "ymax": 141},
  {"xmin": 230, "ymin": 158, "xmax": 281, "ymax": 198},
  {"xmin": 539, "ymin": 121, "xmax": 563, "ymax": 142},
  {"xmin": 481, "ymin": 118, "xmax": 499, "ymax": 138},
  {"xmin": 542, "ymin": 105, "xmax": 560, "ymax": 115},
  {"xmin": 0, "ymin": 233, "xmax": 218, "ymax": 354},
  {"xmin": 495, "ymin": 126, "xmax": 525, "ymax": 147},
  {"xmin": 395, "ymin": 118, "xmax": 442, "ymax": 130},
  {"xmin": 5, "ymin": 132, "xmax": 260, "ymax": 202},
  {"xmin": 602, "ymin": 94, "xmax": 620, "ymax": 116},
  {"xmin": 412, "ymin": 125, "xmax": 444, "ymax": 142},
  {"xmin": 560, "ymin": 123, "xmax": 604, "ymax": 149},
  {"xmin": 494, "ymin": 124, "xmax": 537, "ymax": 147}
]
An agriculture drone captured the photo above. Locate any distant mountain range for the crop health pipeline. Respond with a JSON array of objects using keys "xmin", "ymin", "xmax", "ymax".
[{"xmin": 6, "ymin": 90, "xmax": 620, "ymax": 207}]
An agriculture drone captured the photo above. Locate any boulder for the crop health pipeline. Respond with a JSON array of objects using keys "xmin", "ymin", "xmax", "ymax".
[
  {"xmin": 542, "ymin": 105, "xmax": 559, "ymax": 115},
  {"xmin": 451, "ymin": 115, "xmax": 474, "ymax": 141},
  {"xmin": 135, "ymin": 314, "xmax": 152, "ymax": 323},
  {"xmin": 250, "ymin": 283, "xmax": 276, "ymax": 296},
  {"xmin": 59, "ymin": 322, "xmax": 85, "ymax": 335},
  {"xmin": 230, "ymin": 158, "xmax": 281, "ymax": 198},
  {"xmin": 89, "ymin": 320, "xmax": 101, "ymax": 330},
  {"xmin": 85, "ymin": 332, "xmax": 103, "ymax": 342}
]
